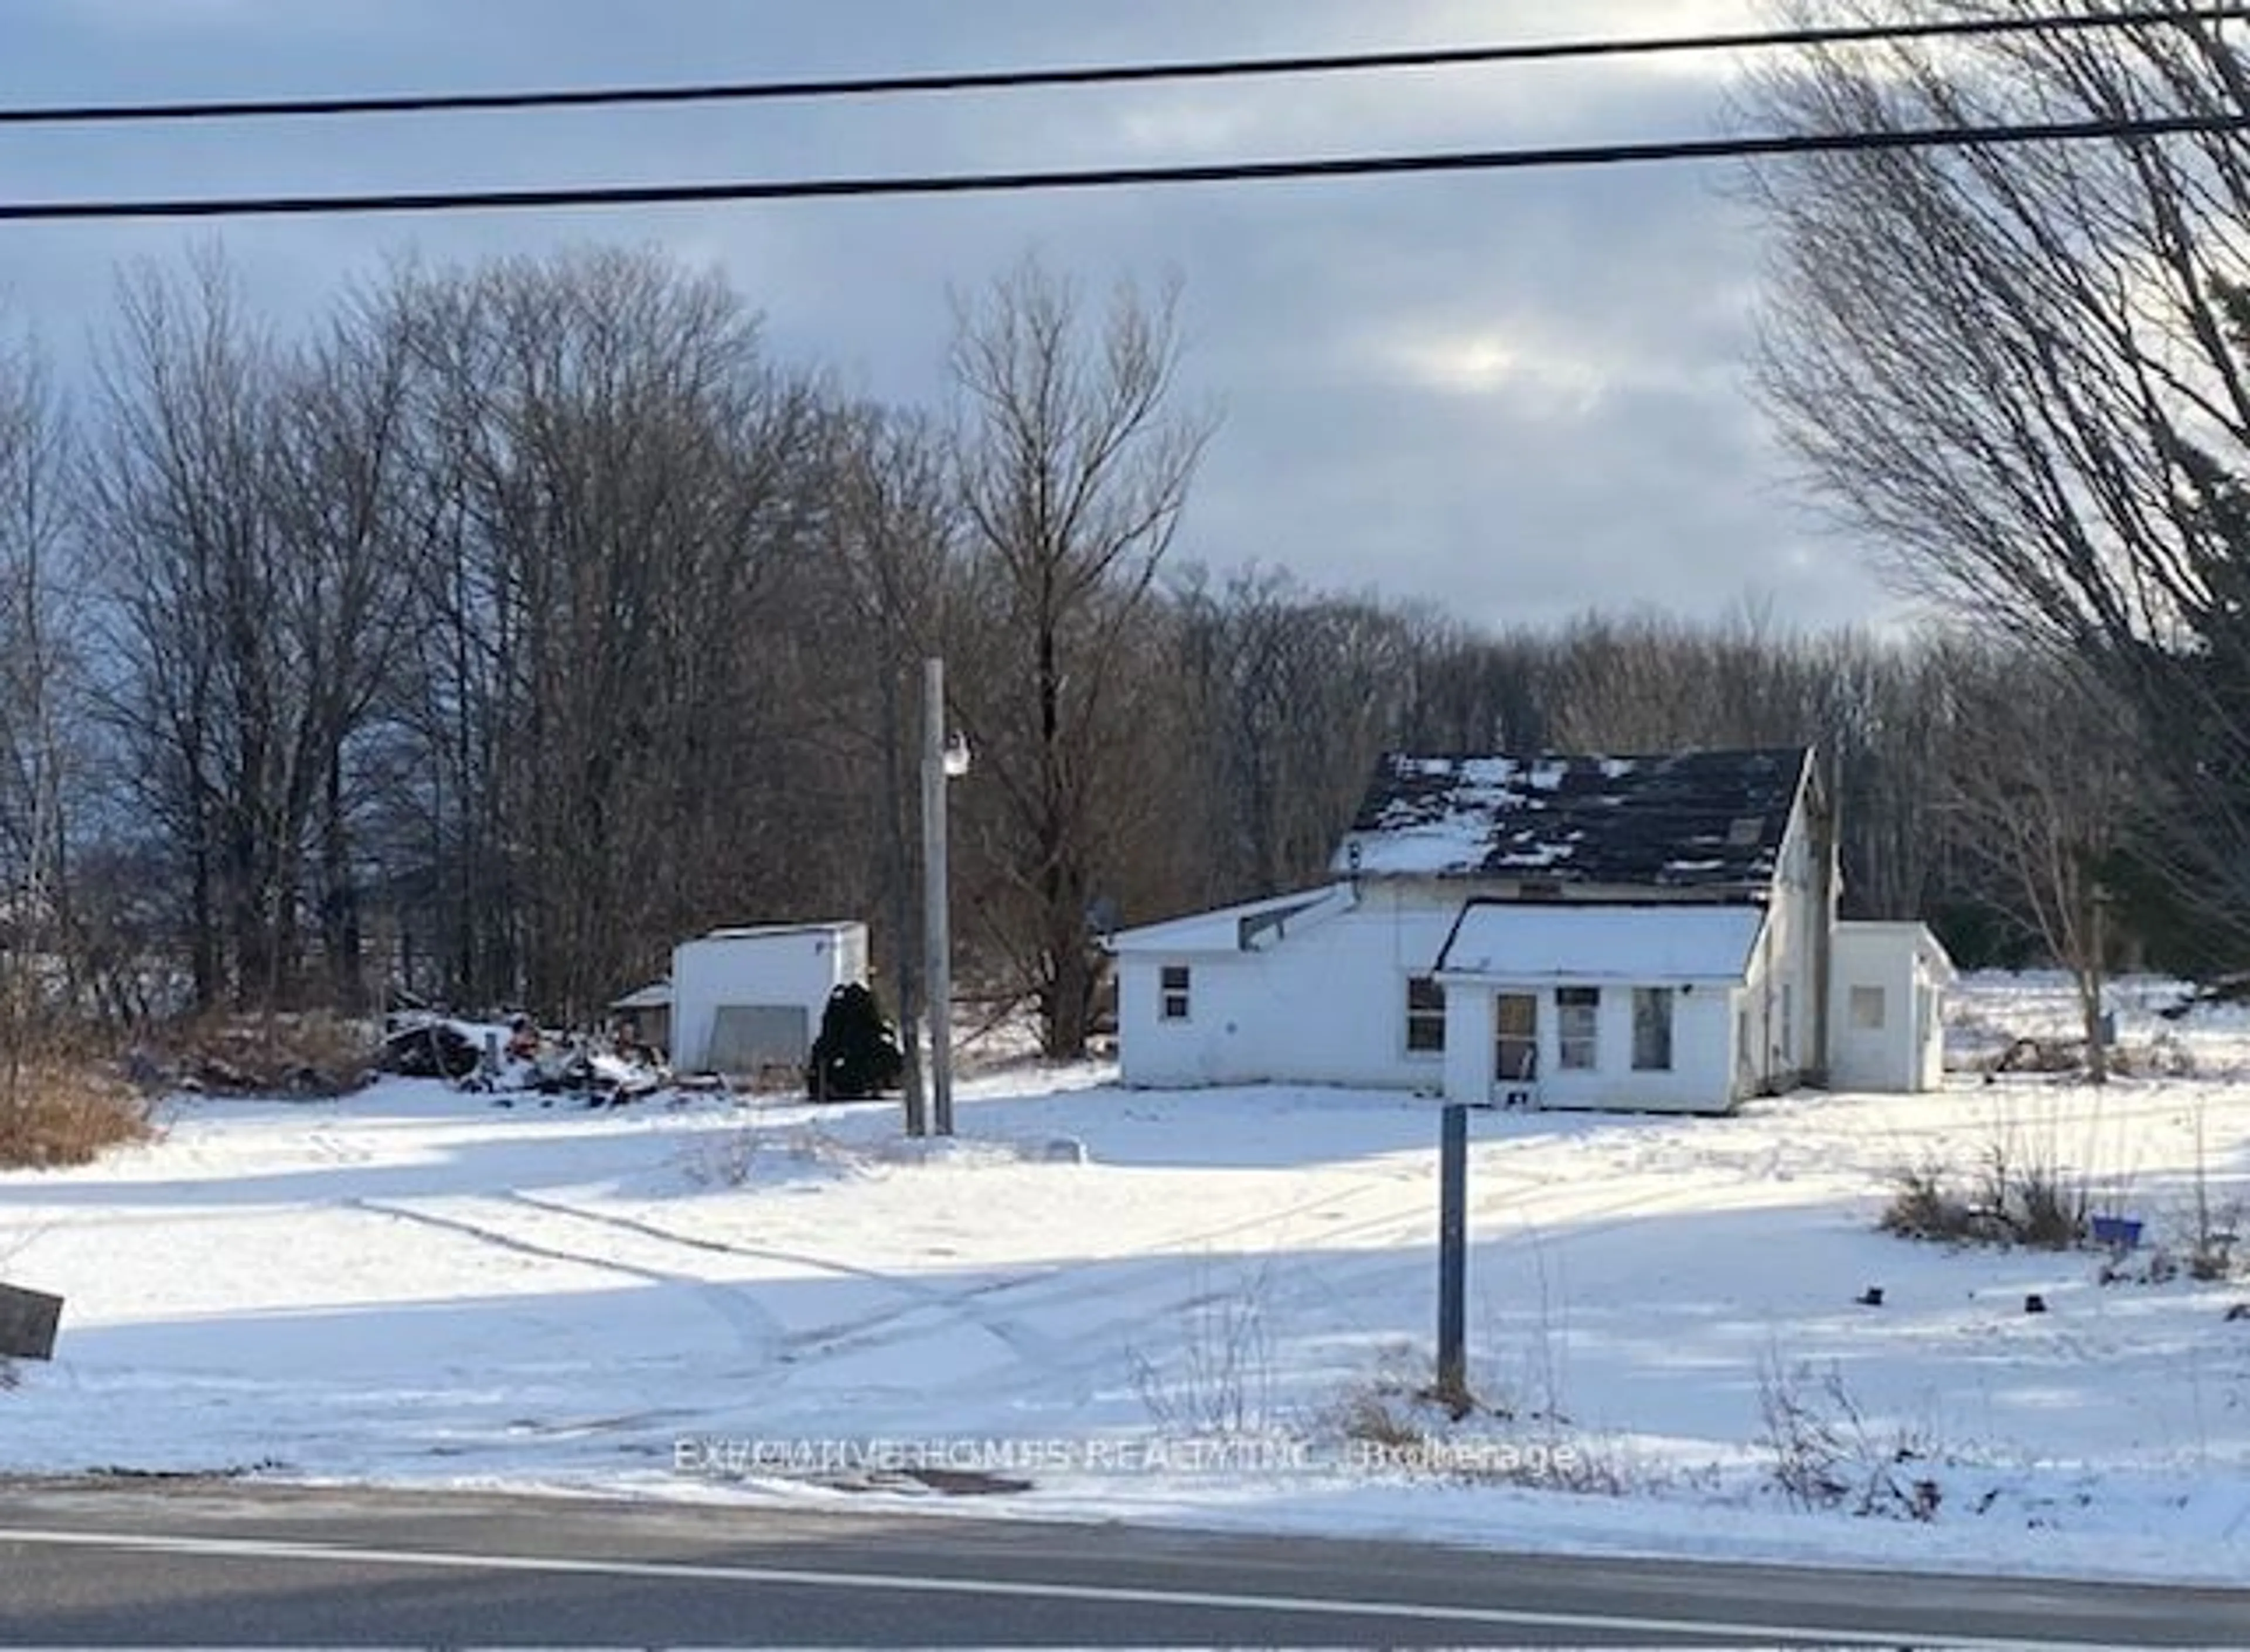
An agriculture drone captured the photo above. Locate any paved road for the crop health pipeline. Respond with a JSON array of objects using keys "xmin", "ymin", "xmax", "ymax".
[{"xmin": 1, "ymin": 1480, "xmax": 2245, "ymax": 1646}]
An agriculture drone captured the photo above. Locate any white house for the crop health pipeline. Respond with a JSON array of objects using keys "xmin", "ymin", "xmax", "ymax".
[
  {"xmin": 663, "ymin": 921, "xmax": 870, "ymax": 1076},
  {"xmin": 1110, "ymin": 749, "xmax": 1951, "ymax": 1114}
]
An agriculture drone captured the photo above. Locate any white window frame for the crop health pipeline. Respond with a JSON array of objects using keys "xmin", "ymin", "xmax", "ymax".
[
  {"xmin": 1850, "ymin": 984, "xmax": 1887, "ymax": 1030},
  {"xmin": 1556, "ymin": 985, "xmax": 1600, "ymax": 1071},
  {"xmin": 1159, "ymin": 963, "xmax": 1192, "ymax": 1022},
  {"xmin": 1405, "ymin": 975, "xmax": 1446, "ymax": 1055}
]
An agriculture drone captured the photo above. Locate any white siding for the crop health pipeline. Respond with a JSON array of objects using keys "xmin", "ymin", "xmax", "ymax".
[
  {"xmin": 1109, "ymin": 763, "xmax": 1860, "ymax": 1117},
  {"xmin": 1757, "ymin": 794, "xmax": 1822, "ymax": 1088},
  {"xmin": 670, "ymin": 924, "xmax": 867, "ymax": 1073},
  {"xmin": 1434, "ymin": 981, "xmax": 1736, "ymax": 1113},
  {"xmin": 1116, "ymin": 882, "xmax": 1461, "ymax": 1090},
  {"xmin": 1827, "ymin": 922, "xmax": 1951, "ymax": 1093}
]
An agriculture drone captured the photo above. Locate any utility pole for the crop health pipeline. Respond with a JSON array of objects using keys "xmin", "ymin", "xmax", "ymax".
[{"xmin": 922, "ymin": 656, "xmax": 958, "ymax": 1137}]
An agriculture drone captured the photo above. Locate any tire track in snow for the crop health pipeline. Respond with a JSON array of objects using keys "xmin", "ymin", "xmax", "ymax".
[
  {"xmin": 345, "ymin": 1196, "xmax": 788, "ymax": 1365},
  {"xmin": 740, "ymin": 1173, "xmax": 1433, "ymax": 1375},
  {"xmin": 499, "ymin": 1192, "xmax": 1072, "ymax": 1378},
  {"xmin": 898, "ymin": 1172, "xmax": 1770, "ymax": 1407},
  {"xmin": 486, "ymin": 1173, "xmax": 1421, "ymax": 1395},
  {"xmin": 692, "ymin": 1161, "xmax": 1641, "ymax": 1394}
]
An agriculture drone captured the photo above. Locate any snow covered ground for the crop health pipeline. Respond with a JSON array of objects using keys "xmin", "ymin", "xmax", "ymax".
[{"xmin": 4, "ymin": 974, "xmax": 2249, "ymax": 1585}]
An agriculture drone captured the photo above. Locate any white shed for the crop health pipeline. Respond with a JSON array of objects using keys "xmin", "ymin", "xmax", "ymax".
[
  {"xmin": 669, "ymin": 922, "xmax": 869, "ymax": 1076},
  {"xmin": 1826, "ymin": 920, "xmax": 1954, "ymax": 1093}
]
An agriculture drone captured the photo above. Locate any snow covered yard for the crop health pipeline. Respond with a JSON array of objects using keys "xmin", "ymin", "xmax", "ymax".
[{"xmin": 4, "ymin": 975, "xmax": 2249, "ymax": 1585}]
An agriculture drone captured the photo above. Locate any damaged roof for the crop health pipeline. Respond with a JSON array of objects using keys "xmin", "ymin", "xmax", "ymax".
[{"xmin": 1330, "ymin": 748, "xmax": 1810, "ymax": 890}]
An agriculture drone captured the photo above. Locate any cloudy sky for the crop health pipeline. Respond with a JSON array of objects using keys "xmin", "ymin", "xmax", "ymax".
[{"xmin": 1, "ymin": 0, "xmax": 1900, "ymax": 635}]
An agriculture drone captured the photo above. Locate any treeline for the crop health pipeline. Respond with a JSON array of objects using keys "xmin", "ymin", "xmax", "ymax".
[{"xmin": 0, "ymin": 244, "xmax": 2156, "ymax": 1059}]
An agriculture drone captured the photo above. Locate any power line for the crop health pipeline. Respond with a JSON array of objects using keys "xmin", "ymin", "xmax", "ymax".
[
  {"xmin": 3, "ymin": 8, "xmax": 2245, "ymax": 127},
  {"xmin": 4, "ymin": 110, "xmax": 2245, "ymax": 223}
]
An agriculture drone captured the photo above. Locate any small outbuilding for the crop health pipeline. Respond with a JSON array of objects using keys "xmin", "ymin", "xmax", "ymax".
[
  {"xmin": 666, "ymin": 922, "xmax": 870, "ymax": 1077},
  {"xmin": 608, "ymin": 979, "xmax": 674, "ymax": 1058},
  {"xmin": 1826, "ymin": 920, "xmax": 1954, "ymax": 1093}
]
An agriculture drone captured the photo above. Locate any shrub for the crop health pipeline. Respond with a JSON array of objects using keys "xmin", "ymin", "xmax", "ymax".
[
  {"xmin": 805, "ymin": 983, "xmax": 905, "ymax": 1101},
  {"xmin": 1879, "ymin": 1161, "xmax": 1991, "ymax": 1244},
  {"xmin": 1879, "ymin": 1119, "xmax": 2094, "ymax": 1252},
  {"xmin": 2009, "ymin": 1157, "xmax": 2089, "ymax": 1250},
  {"xmin": 1324, "ymin": 1369, "xmax": 1632, "ymax": 1496},
  {"xmin": 1127, "ymin": 1261, "xmax": 1277, "ymax": 1437},
  {"xmin": 161, "ymin": 1010, "xmax": 379, "ymax": 1097},
  {"xmin": 0, "ymin": 1059, "xmax": 153, "ymax": 1169},
  {"xmin": 1756, "ymin": 1354, "xmax": 1943, "ymax": 1521}
]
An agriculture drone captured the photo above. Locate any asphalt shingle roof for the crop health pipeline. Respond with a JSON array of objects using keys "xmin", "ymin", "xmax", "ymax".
[{"xmin": 1330, "ymin": 748, "xmax": 1809, "ymax": 890}]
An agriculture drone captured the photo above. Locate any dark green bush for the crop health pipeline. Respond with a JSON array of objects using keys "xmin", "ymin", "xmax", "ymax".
[{"xmin": 806, "ymin": 982, "xmax": 905, "ymax": 1101}]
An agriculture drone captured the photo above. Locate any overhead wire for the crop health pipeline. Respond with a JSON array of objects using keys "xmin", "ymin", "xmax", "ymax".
[
  {"xmin": 0, "ymin": 7, "xmax": 2242, "ymax": 126},
  {"xmin": 3, "ymin": 112, "xmax": 2249, "ymax": 222},
  {"xmin": 2, "ymin": 9, "xmax": 2245, "ymax": 220}
]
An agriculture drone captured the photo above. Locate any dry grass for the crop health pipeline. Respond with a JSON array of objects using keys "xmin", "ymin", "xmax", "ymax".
[
  {"xmin": 0, "ymin": 1058, "xmax": 154, "ymax": 1169},
  {"xmin": 161, "ymin": 1009, "xmax": 378, "ymax": 1097},
  {"xmin": 1756, "ymin": 1353, "xmax": 1944, "ymax": 1521},
  {"xmin": 1127, "ymin": 1261, "xmax": 1278, "ymax": 1438},
  {"xmin": 1878, "ymin": 1159, "xmax": 1993, "ymax": 1245},
  {"xmin": 1879, "ymin": 1123, "xmax": 2093, "ymax": 1252},
  {"xmin": 1325, "ymin": 1375, "xmax": 1632, "ymax": 1496}
]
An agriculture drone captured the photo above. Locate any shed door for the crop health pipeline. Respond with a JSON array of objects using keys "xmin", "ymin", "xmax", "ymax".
[
  {"xmin": 709, "ymin": 1004, "xmax": 811, "ymax": 1072},
  {"xmin": 1494, "ymin": 993, "xmax": 1538, "ymax": 1083}
]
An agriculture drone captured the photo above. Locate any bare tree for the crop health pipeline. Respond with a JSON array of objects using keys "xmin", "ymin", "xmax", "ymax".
[
  {"xmin": 1167, "ymin": 568, "xmax": 1418, "ymax": 904},
  {"xmin": 0, "ymin": 336, "xmax": 82, "ymax": 1110},
  {"xmin": 1745, "ymin": 0, "xmax": 2250, "ymax": 951},
  {"xmin": 948, "ymin": 257, "xmax": 1213, "ymax": 1057},
  {"xmin": 388, "ymin": 248, "xmax": 826, "ymax": 1019},
  {"xmin": 1937, "ymin": 641, "xmax": 2137, "ymax": 1078},
  {"xmin": 807, "ymin": 401, "xmax": 960, "ymax": 1124},
  {"xmin": 83, "ymin": 253, "xmax": 424, "ymax": 1011}
]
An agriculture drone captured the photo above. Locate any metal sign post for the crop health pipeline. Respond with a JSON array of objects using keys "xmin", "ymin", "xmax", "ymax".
[{"xmin": 1436, "ymin": 1103, "xmax": 1468, "ymax": 1407}]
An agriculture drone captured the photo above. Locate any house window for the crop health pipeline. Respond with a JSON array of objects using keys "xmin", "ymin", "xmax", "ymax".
[
  {"xmin": 1406, "ymin": 976, "xmax": 1446, "ymax": 1054},
  {"xmin": 1159, "ymin": 964, "xmax": 1191, "ymax": 1022},
  {"xmin": 1632, "ymin": 987, "xmax": 1675, "ymax": 1071},
  {"xmin": 1850, "ymin": 985, "xmax": 1887, "ymax": 1030},
  {"xmin": 1495, "ymin": 992, "xmax": 1538, "ymax": 1083},
  {"xmin": 1557, "ymin": 987, "xmax": 1600, "ymax": 1070}
]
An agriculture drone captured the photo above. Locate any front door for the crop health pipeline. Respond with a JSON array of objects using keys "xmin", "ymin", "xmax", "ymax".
[{"xmin": 1495, "ymin": 992, "xmax": 1538, "ymax": 1087}]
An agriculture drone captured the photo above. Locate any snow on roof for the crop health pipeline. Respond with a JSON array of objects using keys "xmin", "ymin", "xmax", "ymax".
[
  {"xmin": 1435, "ymin": 902, "xmax": 1765, "ymax": 982},
  {"xmin": 610, "ymin": 980, "xmax": 672, "ymax": 1011},
  {"xmin": 692, "ymin": 921, "xmax": 862, "ymax": 943},
  {"xmin": 1332, "ymin": 749, "xmax": 1809, "ymax": 888},
  {"xmin": 1107, "ymin": 884, "xmax": 1356, "ymax": 954}
]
